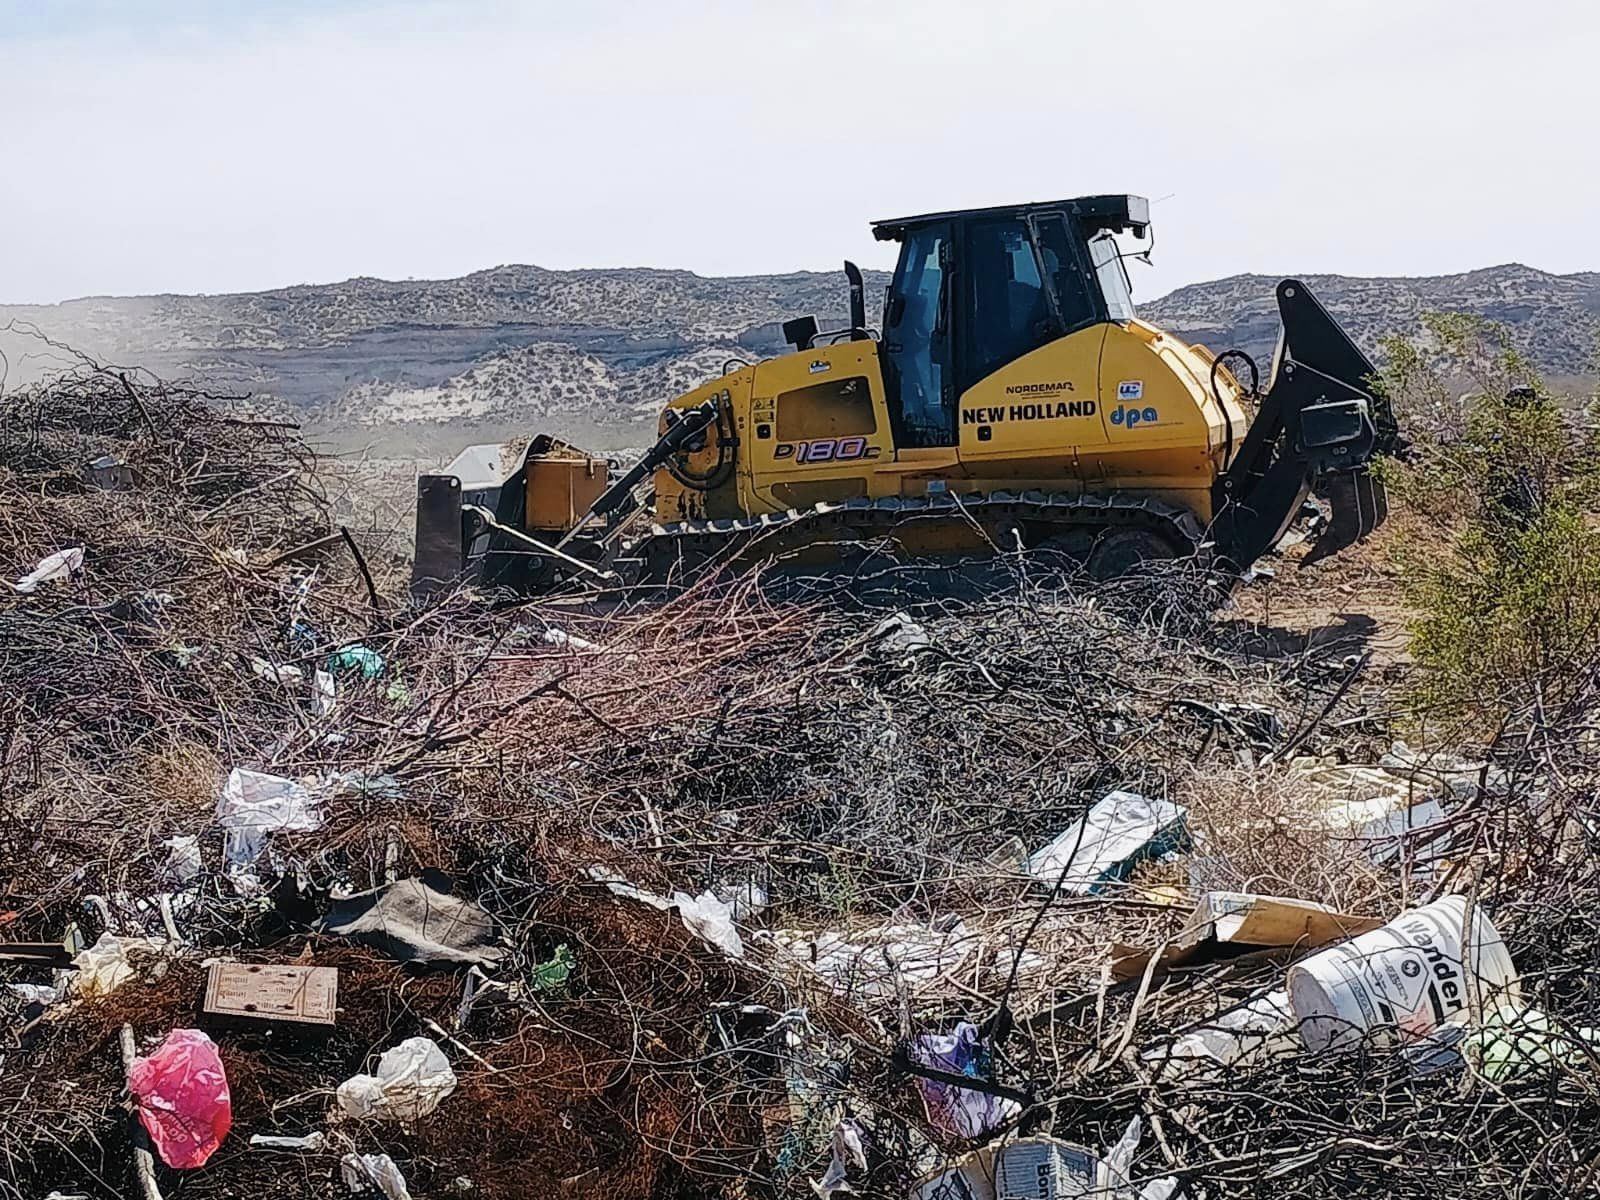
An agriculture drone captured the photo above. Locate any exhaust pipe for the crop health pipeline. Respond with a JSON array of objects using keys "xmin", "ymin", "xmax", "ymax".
[{"xmin": 844, "ymin": 260, "xmax": 867, "ymax": 339}]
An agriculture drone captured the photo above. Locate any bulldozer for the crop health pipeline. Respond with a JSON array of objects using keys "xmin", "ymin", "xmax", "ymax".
[{"xmin": 412, "ymin": 194, "xmax": 1398, "ymax": 596}]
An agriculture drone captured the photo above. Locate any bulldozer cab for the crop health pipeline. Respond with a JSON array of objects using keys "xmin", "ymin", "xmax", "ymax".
[{"xmin": 870, "ymin": 195, "xmax": 1150, "ymax": 448}]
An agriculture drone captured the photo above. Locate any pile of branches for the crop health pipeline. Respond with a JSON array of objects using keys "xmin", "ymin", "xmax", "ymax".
[
  {"xmin": 9, "ymin": 361, "xmax": 1600, "ymax": 1200},
  {"xmin": 0, "ymin": 362, "xmax": 387, "ymax": 910}
]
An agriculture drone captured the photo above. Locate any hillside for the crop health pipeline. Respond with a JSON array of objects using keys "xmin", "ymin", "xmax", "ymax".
[
  {"xmin": 1142, "ymin": 264, "xmax": 1600, "ymax": 380},
  {"xmin": 2, "ymin": 261, "xmax": 1594, "ymax": 448}
]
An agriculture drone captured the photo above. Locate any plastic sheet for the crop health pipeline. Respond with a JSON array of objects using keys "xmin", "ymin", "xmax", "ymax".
[
  {"xmin": 773, "ymin": 919, "xmax": 976, "ymax": 999},
  {"xmin": 126, "ymin": 1028, "xmax": 232, "ymax": 1169},
  {"xmin": 249, "ymin": 1131, "xmax": 327, "ymax": 1152},
  {"xmin": 591, "ymin": 867, "xmax": 744, "ymax": 958},
  {"xmin": 317, "ymin": 877, "xmax": 503, "ymax": 965},
  {"xmin": 164, "ymin": 834, "xmax": 203, "ymax": 884}
]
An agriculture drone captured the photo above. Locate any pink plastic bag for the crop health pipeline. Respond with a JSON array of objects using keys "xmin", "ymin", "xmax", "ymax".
[{"xmin": 126, "ymin": 1028, "xmax": 232, "ymax": 1168}]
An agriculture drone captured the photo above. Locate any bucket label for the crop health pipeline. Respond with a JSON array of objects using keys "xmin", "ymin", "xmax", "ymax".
[{"xmin": 1395, "ymin": 913, "xmax": 1469, "ymax": 1026}]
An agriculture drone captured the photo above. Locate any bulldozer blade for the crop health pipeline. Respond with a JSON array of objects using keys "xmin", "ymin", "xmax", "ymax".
[
  {"xmin": 1304, "ymin": 469, "xmax": 1388, "ymax": 564},
  {"xmin": 411, "ymin": 474, "xmax": 466, "ymax": 597}
]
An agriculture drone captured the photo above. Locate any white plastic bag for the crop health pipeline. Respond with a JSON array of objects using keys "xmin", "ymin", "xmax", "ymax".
[
  {"xmin": 590, "ymin": 867, "xmax": 744, "ymax": 958},
  {"xmin": 542, "ymin": 627, "xmax": 601, "ymax": 653},
  {"xmin": 250, "ymin": 657, "xmax": 305, "ymax": 686},
  {"xmin": 313, "ymin": 669, "xmax": 338, "ymax": 718},
  {"xmin": 164, "ymin": 834, "xmax": 203, "ymax": 884},
  {"xmin": 869, "ymin": 610, "xmax": 932, "ymax": 654},
  {"xmin": 215, "ymin": 768, "xmax": 323, "ymax": 871},
  {"xmin": 336, "ymin": 1037, "xmax": 457, "ymax": 1123},
  {"xmin": 811, "ymin": 1118, "xmax": 867, "ymax": 1198},
  {"xmin": 13, "ymin": 547, "xmax": 84, "ymax": 593},
  {"xmin": 1148, "ymin": 988, "xmax": 1297, "ymax": 1077},
  {"xmin": 341, "ymin": 1152, "xmax": 412, "ymax": 1200}
]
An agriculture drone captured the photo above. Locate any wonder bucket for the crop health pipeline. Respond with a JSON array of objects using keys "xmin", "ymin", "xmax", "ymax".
[{"xmin": 1286, "ymin": 895, "xmax": 1520, "ymax": 1053}]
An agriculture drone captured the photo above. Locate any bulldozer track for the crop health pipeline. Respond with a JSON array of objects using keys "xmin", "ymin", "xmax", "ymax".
[{"xmin": 639, "ymin": 489, "xmax": 1210, "ymax": 570}]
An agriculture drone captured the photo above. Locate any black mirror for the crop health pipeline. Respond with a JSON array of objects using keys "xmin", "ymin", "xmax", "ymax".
[{"xmin": 782, "ymin": 315, "xmax": 819, "ymax": 351}]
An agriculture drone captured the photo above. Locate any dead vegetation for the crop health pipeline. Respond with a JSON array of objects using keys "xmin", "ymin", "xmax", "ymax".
[{"xmin": 3, "ymin": 363, "xmax": 1600, "ymax": 1200}]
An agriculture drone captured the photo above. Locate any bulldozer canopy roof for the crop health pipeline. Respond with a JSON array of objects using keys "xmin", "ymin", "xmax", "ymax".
[{"xmin": 871, "ymin": 194, "xmax": 1149, "ymax": 241}]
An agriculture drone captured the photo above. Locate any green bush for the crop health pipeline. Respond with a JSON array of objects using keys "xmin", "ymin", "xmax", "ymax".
[{"xmin": 1378, "ymin": 314, "xmax": 1600, "ymax": 728}]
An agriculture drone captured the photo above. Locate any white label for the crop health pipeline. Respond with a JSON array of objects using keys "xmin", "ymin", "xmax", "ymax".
[{"xmin": 1117, "ymin": 380, "xmax": 1144, "ymax": 401}]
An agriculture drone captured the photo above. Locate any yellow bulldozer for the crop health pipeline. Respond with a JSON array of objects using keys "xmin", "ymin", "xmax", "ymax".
[{"xmin": 412, "ymin": 194, "xmax": 1397, "ymax": 595}]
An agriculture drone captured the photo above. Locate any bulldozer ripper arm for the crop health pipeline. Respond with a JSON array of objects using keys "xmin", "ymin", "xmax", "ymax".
[{"xmin": 1210, "ymin": 279, "xmax": 1398, "ymax": 571}]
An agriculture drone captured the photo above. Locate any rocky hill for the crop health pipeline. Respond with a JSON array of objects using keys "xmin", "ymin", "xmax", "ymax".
[
  {"xmin": 1143, "ymin": 264, "xmax": 1600, "ymax": 381},
  {"xmin": 2, "ymin": 261, "xmax": 1594, "ymax": 448}
]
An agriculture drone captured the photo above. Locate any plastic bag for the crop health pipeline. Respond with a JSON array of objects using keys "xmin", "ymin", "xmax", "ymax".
[
  {"xmin": 13, "ymin": 547, "xmax": 85, "ymax": 593},
  {"xmin": 911, "ymin": 1022, "xmax": 1019, "ymax": 1138},
  {"xmin": 341, "ymin": 1152, "xmax": 412, "ymax": 1200},
  {"xmin": 249, "ymin": 657, "xmax": 305, "ymax": 686},
  {"xmin": 71, "ymin": 932, "xmax": 161, "ymax": 997},
  {"xmin": 541, "ymin": 627, "xmax": 601, "ymax": 653},
  {"xmin": 337, "ymin": 1036, "xmax": 457, "ymax": 1122},
  {"xmin": 811, "ymin": 1118, "xmax": 867, "ymax": 1198},
  {"xmin": 328, "ymin": 644, "xmax": 386, "ymax": 678},
  {"xmin": 164, "ymin": 834, "xmax": 203, "ymax": 884},
  {"xmin": 215, "ymin": 768, "xmax": 323, "ymax": 871},
  {"xmin": 126, "ymin": 1029, "xmax": 232, "ymax": 1169},
  {"xmin": 313, "ymin": 669, "xmax": 338, "ymax": 717}
]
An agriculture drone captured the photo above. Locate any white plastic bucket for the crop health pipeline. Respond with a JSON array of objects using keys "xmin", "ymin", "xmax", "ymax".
[{"xmin": 1286, "ymin": 895, "xmax": 1520, "ymax": 1053}]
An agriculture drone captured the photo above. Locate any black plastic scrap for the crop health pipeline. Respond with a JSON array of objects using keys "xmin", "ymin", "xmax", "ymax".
[{"xmin": 315, "ymin": 875, "xmax": 505, "ymax": 966}]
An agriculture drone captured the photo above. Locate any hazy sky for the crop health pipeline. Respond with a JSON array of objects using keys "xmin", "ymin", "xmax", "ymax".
[{"xmin": 2, "ymin": 0, "xmax": 1596, "ymax": 305}]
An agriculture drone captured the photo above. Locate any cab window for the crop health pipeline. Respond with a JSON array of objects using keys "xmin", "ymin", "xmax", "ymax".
[
  {"xmin": 962, "ymin": 218, "xmax": 1054, "ymax": 386},
  {"xmin": 883, "ymin": 224, "xmax": 953, "ymax": 447},
  {"xmin": 1032, "ymin": 216, "xmax": 1099, "ymax": 334},
  {"xmin": 1089, "ymin": 233, "xmax": 1136, "ymax": 322}
]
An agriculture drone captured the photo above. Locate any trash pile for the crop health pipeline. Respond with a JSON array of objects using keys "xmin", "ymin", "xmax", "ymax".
[{"xmin": 5, "ymin": 366, "xmax": 1600, "ymax": 1200}]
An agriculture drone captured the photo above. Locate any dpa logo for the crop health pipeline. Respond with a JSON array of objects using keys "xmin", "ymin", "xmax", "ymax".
[{"xmin": 1111, "ymin": 404, "xmax": 1160, "ymax": 428}]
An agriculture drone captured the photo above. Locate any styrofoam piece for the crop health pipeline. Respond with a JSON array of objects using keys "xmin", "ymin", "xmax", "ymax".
[{"xmin": 1027, "ymin": 791, "xmax": 1187, "ymax": 895}]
